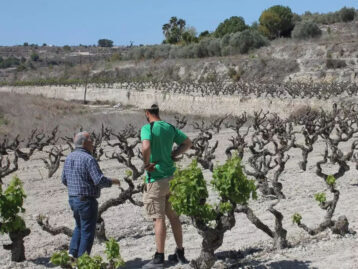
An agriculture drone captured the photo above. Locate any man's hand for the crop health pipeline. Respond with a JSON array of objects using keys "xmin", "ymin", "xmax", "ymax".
[
  {"xmin": 171, "ymin": 153, "xmax": 183, "ymax": 162},
  {"xmin": 111, "ymin": 178, "xmax": 121, "ymax": 186},
  {"xmin": 171, "ymin": 138, "xmax": 192, "ymax": 162},
  {"xmin": 144, "ymin": 163, "xmax": 156, "ymax": 172}
]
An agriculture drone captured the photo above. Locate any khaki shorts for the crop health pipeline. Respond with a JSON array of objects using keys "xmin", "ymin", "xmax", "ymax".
[{"xmin": 143, "ymin": 177, "xmax": 177, "ymax": 219}]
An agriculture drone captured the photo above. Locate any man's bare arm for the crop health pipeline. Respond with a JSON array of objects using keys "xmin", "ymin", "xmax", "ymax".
[
  {"xmin": 142, "ymin": 140, "xmax": 151, "ymax": 165},
  {"xmin": 142, "ymin": 140, "xmax": 156, "ymax": 171},
  {"xmin": 172, "ymin": 138, "xmax": 192, "ymax": 160}
]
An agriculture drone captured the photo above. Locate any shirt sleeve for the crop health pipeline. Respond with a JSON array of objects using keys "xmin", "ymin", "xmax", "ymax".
[
  {"xmin": 61, "ymin": 167, "xmax": 67, "ymax": 186},
  {"xmin": 141, "ymin": 124, "xmax": 151, "ymax": 141},
  {"xmin": 173, "ymin": 128, "xmax": 188, "ymax": 145},
  {"xmin": 87, "ymin": 158, "xmax": 112, "ymax": 188}
]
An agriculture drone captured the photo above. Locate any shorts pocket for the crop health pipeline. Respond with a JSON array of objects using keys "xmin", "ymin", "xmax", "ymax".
[
  {"xmin": 145, "ymin": 183, "xmax": 154, "ymax": 193},
  {"xmin": 145, "ymin": 201, "xmax": 157, "ymax": 216},
  {"xmin": 144, "ymin": 182, "xmax": 161, "ymax": 198}
]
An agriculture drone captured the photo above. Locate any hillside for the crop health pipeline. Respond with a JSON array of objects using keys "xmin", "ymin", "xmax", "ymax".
[{"xmin": 0, "ymin": 21, "xmax": 357, "ymax": 85}]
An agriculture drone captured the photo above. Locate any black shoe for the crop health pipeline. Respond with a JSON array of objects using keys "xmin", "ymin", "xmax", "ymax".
[
  {"xmin": 168, "ymin": 247, "xmax": 189, "ymax": 265},
  {"xmin": 142, "ymin": 252, "xmax": 164, "ymax": 269}
]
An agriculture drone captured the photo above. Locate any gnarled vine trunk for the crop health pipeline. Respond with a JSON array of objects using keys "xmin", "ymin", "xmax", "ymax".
[
  {"xmin": 4, "ymin": 228, "xmax": 31, "ymax": 262},
  {"xmin": 191, "ymin": 213, "xmax": 236, "ymax": 269}
]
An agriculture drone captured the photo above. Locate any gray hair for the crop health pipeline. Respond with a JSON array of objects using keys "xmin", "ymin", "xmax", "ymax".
[{"xmin": 74, "ymin": 131, "xmax": 90, "ymax": 148}]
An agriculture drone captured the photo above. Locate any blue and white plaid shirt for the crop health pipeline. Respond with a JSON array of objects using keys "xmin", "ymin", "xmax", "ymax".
[{"xmin": 62, "ymin": 148, "xmax": 112, "ymax": 198}]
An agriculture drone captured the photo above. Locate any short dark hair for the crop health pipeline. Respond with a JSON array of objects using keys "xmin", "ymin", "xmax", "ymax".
[{"xmin": 146, "ymin": 104, "xmax": 159, "ymax": 116}]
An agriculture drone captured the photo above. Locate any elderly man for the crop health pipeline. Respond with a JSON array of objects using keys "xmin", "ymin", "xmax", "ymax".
[
  {"xmin": 141, "ymin": 104, "xmax": 192, "ymax": 269},
  {"xmin": 62, "ymin": 131, "xmax": 120, "ymax": 258}
]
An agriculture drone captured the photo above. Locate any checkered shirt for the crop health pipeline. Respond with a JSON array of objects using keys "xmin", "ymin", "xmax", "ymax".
[{"xmin": 61, "ymin": 148, "xmax": 112, "ymax": 198}]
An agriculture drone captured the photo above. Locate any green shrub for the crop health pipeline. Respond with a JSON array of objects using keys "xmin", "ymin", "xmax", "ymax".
[
  {"xmin": 118, "ymin": 29, "xmax": 266, "ymax": 61},
  {"xmin": 214, "ymin": 16, "xmax": 248, "ymax": 38},
  {"xmin": 169, "ymin": 160, "xmax": 216, "ymax": 223},
  {"xmin": 292, "ymin": 213, "xmax": 302, "ymax": 224},
  {"xmin": 198, "ymin": 30, "xmax": 211, "ymax": 40},
  {"xmin": 182, "ymin": 29, "xmax": 198, "ymax": 45},
  {"xmin": 169, "ymin": 155, "xmax": 256, "ymax": 224},
  {"xmin": 171, "ymin": 44, "xmax": 197, "ymax": 58},
  {"xmin": 50, "ymin": 251, "xmax": 72, "ymax": 268},
  {"xmin": 292, "ymin": 21, "xmax": 322, "ymax": 39},
  {"xmin": 314, "ymin": 192, "xmax": 326, "ymax": 204},
  {"xmin": 229, "ymin": 29, "xmax": 268, "ymax": 54},
  {"xmin": 197, "ymin": 38, "xmax": 210, "ymax": 58},
  {"xmin": 300, "ymin": 9, "xmax": 353, "ymax": 25},
  {"xmin": 63, "ymin": 45, "xmax": 71, "ymax": 52},
  {"xmin": 184, "ymin": 44, "xmax": 200, "ymax": 58},
  {"xmin": 105, "ymin": 238, "xmax": 125, "ymax": 268},
  {"xmin": 326, "ymin": 175, "xmax": 336, "ymax": 186},
  {"xmin": 207, "ymin": 38, "xmax": 221, "ymax": 57},
  {"xmin": 30, "ymin": 52, "xmax": 40, "ymax": 62},
  {"xmin": 154, "ymin": 44, "xmax": 171, "ymax": 59},
  {"xmin": 51, "ymin": 238, "xmax": 125, "ymax": 269},
  {"xmin": 221, "ymin": 45, "xmax": 233, "ymax": 56},
  {"xmin": 142, "ymin": 47, "xmax": 154, "ymax": 59},
  {"xmin": 250, "ymin": 21, "xmax": 259, "ymax": 31},
  {"xmin": 0, "ymin": 56, "xmax": 20, "ymax": 69},
  {"xmin": 211, "ymin": 155, "xmax": 257, "ymax": 204},
  {"xmin": 220, "ymin": 33, "xmax": 232, "ymax": 48},
  {"xmin": 259, "ymin": 5, "xmax": 294, "ymax": 39},
  {"xmin": 98, "ymin": 39, "xmax": 114, "ymax": 47},
  {"xmin": 339, "ymin": 7, "xmax": 356, "ymax": 22},
  {"xmin": 131, "ymin": 47, "xmax": 145, "ymax": 60},
  {"xmin": 0, "ymin": 176, "xmax": 27, "ymax": 234}
]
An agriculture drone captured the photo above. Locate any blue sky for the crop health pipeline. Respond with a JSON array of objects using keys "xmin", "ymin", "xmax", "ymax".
[{"xmin": 1, "ymin": 0, "xmax": 357, "ymax": 46}]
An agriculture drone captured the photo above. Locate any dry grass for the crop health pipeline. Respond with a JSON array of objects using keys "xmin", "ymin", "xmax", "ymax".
[
  {"xmin": 0, "ymin": 92, "xmax": 208, "ymax": 141},
  {"xmin": 0, "ymin": 92, "xmax": 88, "ymax": 137}
]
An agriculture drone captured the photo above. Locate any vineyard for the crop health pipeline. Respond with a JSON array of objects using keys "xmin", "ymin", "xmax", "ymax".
[
  {"xmin": 2, "ymin": 80, "xmax": 358, "ymax": 100},
  {"xmin": 1, "ymin": 3, "xmax": 358, "ymax": 268},
  {"xmin": 0, "ymin": 100, "xmax": 358, "ymax": 268}
]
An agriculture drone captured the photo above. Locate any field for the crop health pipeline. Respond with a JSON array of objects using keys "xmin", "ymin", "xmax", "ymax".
[{"xmin": 0, "ymin": 91, "xmax": 358, "ymax": 269}]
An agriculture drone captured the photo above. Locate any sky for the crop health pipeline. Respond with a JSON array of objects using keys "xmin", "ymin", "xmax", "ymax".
[{"xmin": 1, "ymin": 0, "xmax": 357, "ymax": 46}]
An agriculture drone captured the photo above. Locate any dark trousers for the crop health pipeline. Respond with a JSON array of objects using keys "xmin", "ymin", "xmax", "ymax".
[{"xmin": 68, "ymin": 196, "xmax": 98, "ymax": 257}]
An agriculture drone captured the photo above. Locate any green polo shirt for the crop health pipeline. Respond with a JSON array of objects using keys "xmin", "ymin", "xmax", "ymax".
[{"xmin": 141, "ymin": 121, "xmax": 187, "ymax": 183}]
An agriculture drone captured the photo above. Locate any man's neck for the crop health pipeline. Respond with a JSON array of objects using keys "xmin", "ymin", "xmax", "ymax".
[
  {"xmin": 149, "ymin": 117, "xmax": 161, "ymax": 123},
  {"xmin": 75, "ymin": 147, "xmax": 92, "ymax": 155}
]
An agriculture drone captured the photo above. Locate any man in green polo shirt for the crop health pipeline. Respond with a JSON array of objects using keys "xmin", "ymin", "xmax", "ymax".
[{"xmin": 141, "ymin": 104, "xmax": 192, "ymax": 269}]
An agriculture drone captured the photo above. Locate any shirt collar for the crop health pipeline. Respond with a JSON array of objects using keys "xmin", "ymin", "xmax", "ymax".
[{"xmin": 75, "ymin": 147, "xmax": 92, "ymax": 155}]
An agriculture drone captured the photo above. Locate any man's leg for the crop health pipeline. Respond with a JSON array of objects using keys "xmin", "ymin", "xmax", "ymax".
[
  {"xmin": 78, "ymin": 198, "xmax": 98, "ymax": 257},
  {"xmin": 166, "ymin": 196, "xmax": 188, "ymax": 264},
  {"xmin": 142, "ymin": 181, "xmax": 167, "ymax": 268},
  {"xmin": 154, "ymin": 218, "xmax": 166, "ymax": 253},
  {"xmin": 69, "ymin": 197, "xmax": 81, "ymax": 258},
  {"xmin": 165, "ymin": 203, "xmax": 183, "ymax": 249}
]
